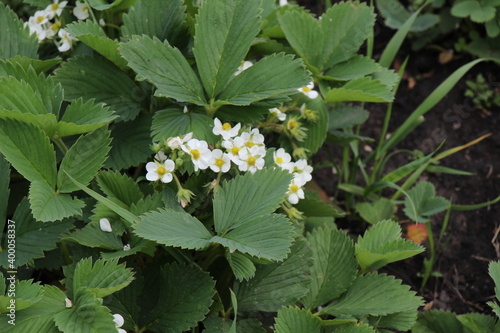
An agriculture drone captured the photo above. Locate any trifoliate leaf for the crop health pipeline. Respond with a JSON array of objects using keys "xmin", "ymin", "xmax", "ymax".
[
  {"xmin": 325, "ymin": 77, "xmax": 394, "ymax": 103},
  {"xmin": 63, "ymin": 222, "xmax": 123, "ymax": 250},
  {"xmin": 355, "ymin": 220, "xmax": 424, "ymax": 272},
  {"xmin": 29, "ymin": 181, "xmax": 84, "ymax": 222},
  {"xmin": 54, "ymin": 289, "xmax": 117, "ymax": 333},
  {"xmin": 54, "ymin": 55, "xmax": 142, "ymax": 121},
  {"xmin": 328, "ymin": 105, "xmax": 370, "ymax": 130},
  {"xmin": 133, "ymin": 208, "xmax": 213, "ymax": 250},
  {"xmin": 355, "ymin": 198, "xmax": 395, "ymax": 225},
  {"xmin": 457, "ymin": 313, "xmax": 496, "ymax": 333},
  {"xmin": 143, "ymin": 263, "xmax": 216, "ymax": 332},
  {"xmin": 320, "ymin": 273, "xmax": 423, "ymax": 318},
  {"xmin": 0, "ymin": 197, "xmax": 73, "ymax": 267},
  {"xmin": 325, "ymin": 55, "xmax": 382, "ymax": 81},
  {"xmin": 412, "ymin": 310, "xmax": 464, "ymax": 333},
  {"xmin": 0, "ymin": 3, "xmax": 38, "ymax": 59},
  {"xmin": 368, "ymin": 308, "xmax": 419, "ymax": 332},
  {"xmin": 122, "ymin": 0, "xmax": 186, "ymax": 45},
  {"xmin": 235, "ymin": 239, "xmax": 312, "ymax": 312},
  {"xmin": 403, "ymin": 182, "xmax": 450, "ymax": 222},
  {"xmin": 65, "ymin": 20, "xmax": 127, "ymax": 69},
  {"xmin": 57, "ymin": 128, "xmax": 112, "ymax": 193},
  {"xmin": 274, "ymin": 306, "xmax": 321, "ymax": 333},
  {"xmin": 193, "ymin": 0, "xmax": 261, "ymax": 98},
  {"xmin": 71, "ymin": 257, "xmax": 134, "ymax": 299},
  {"xmin": 217, "ymin": 53, "xmax": 310, "ymax": 106},
  {"xmin": 0, "ymin": 118, "xmax": 56, "ymax": 187},
  {"xmin": 120, "ymin": 35, "xmax": 207, "ymax": 105},
  {"xmin": 301, "ymin": 227, "xmax": 357, "ymax": 309},
  {"xmin": 214, "ymin": 169, "xmax": 292, "ymax": 233},
  {"xmin": 377, "ymin": 0, "xmax": 439, "ymax": 31}
]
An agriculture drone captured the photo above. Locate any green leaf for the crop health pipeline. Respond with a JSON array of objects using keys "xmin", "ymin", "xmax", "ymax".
[
  {"xmin": 325, "ymin": 77, "xmax": 394, "ymax": 103},
  {"xmin": 57, "ymin": 128, "xmax": 111, "ymax": 193},
  {"xmin": 120, "ymin": 35, "xmax": 207, "ymax": 105},
  {"xmin": 490, "ymin": 261, "xmax": 500, "ymax": 300},
  {"xmin": 54, "ymin": 289, "xmax": 117, "ymax": 333},
  {"xmin": 451, "ymin": 1, "xmax": 480, "ymax": 18},
  {"xmin": 105, "ymin": 113, "xmax": 152, "ymax": 170},
  {"xmin": 65, "ymin": 20, "xmax": 127, "ymax": 69},
  {"xmin": 54, "ymin": 55, "xmax": 142, "ymax": 121},
  {"xmin": 2, "ymin": 315, "xmax": 59, "ymax": 333},
  {"xmin": 104, "ymin": 272, "xmax": 143, "ymax": 331},
  {"xmin": 29, "ymin": 181, "xmax": 84, "ymax": 222},
  {"xmin": 297, "ymin": 95, "xmax": 329, "ymax": 156},
  {"xmin": 122, "ymin": 0, "xmax": 186, "ymax": 44},
  {"xmin": 0, "ymin": 279, "xmax": 43, "ymax": 313},
  {"xmin": 355, "ymin": 220, "xmax": 424, "ymax": 272},
  {"xmin": 295, "ymin": 198, "xmax": 343, "ymax": 218},
  {"xmin": 457, "ymin": 313, "xmax": 496, "ymax": 333},
  {"xmin": 0, "ymin": 197, "xmax": 72, "ymax": 267},
  {"xmin": 0, "ymin": 154, "xmax": 10, "ymax": 231},
  {"xmin": 151, "ymin": 108, "xmax": 218, "ymax": 144},
  {"xmin": 0, "ymin": 77, "xmax": 48, "ymax": 116},
  {"xmin": 0, "ymin": 118, "xmax": 57, "ymax": 187},
  {"xmin": 320, "ymin": 273, "xmax": 423, "ymax": 318},
  {"xmin": 133, "ymin": 208, "xmax": 212, "ymax": 250},
  {"xmin": 214, "ymin": 169, "xmax": 292, "ymax": 233},
  {"xmin": 328, "ymin": 105, "xmax": 369, "ymax": 130},
  {"xmin": 144, "ymin": 263, "xmax": 216, "ymax": 332},
  {"xmin": 412, "ymin": 310, "xmax": 464, "ymax": 333},
  {"xmin": 0, "ymin": 110, "xmax": 58, "ymax": 137},
  {"xmin": 217, "ymin": 53, "xmax": 310, "ymax": 106},
  {"xmin": 325, "ymin": 55, "xmax": 382, "ymax": 81},
  {"xmin": 227, "ymin": 252, "xmax": 256, "ymax": 281},
  {"xmin": 63, "ymin": 222, "xmax": 124, "ymax": 250},
  {"xmin": 368, "ymin": 309, "xmax": 419, "ymax": 332},
  {"xmin": 274, "ymin": 306, "xmax": 321, "ymax": 333},
  {"xmin": 279, "ymin": 2, "xmax": 374, "ymax": 72},
  {"xmin": 5, "ymin": 55, "xmax": 60, "ymax": 74},
  {"xmin": 377, "ymin": 0, "xmax": 439, "ymax": 31},
  {"xmin": 56, "ymin": 98, "xmax": 116, "ymax": 137},
  {"xmin": 193, "ymin": 0, "xmax": 261, "ymax": 98},
  {"xmin": 403, "ymin": 182, "xmax": 450, "ymax": 222},
  {"xmin": 71, "ymin": 257, "xmax": 134, "ymax": 299},
  {"xmin": 355, "ymin": 198, "xmax": 395, "ymax": 225},
  {"xmin": 329, "ymin": 323, "xmax": 376, "ymax": 332},
  {"xmin": 96, "ymin": 170, "xmax": 143, "ymax": 206},
  {"xmin": 302, "ymin": 227, "xmax": 357, "ymax": 309},
  {"xmin": 211, "ymin": 214, "xmax": 294, "ymax": 261},
  {"xmin": 86, "ymin": 0, "xmax": 132, "ymax": 10},
  {"xmin": 0, "ymin": 3, "xmax": 38, "ymax": 59},
  {"xmin": 235, "ymin": 239, "xmax": 312, "ymax": 312}
]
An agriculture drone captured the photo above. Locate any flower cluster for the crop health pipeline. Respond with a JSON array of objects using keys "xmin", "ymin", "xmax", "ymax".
[
  {"xmin": 145, "ymin": 118, "xmax": 313, "ymax": 206},
  {"xmin": 25, "ymin": 1, "xmax": 93, "ymax": 52}
]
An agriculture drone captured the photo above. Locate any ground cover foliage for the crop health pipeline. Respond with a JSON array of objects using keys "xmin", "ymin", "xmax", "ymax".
[{"xmin": 0, "ymin": 0, "xmax": 499, "ymax": 332}]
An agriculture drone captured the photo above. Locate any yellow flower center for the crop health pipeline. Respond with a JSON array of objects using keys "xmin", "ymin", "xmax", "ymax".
[
  {"xmin": 222, "ymin": 123, "xmax": 232, "ymax": 131},
  {"xmin": 290, "ymin": 184, "xmax": 299, "ymax": 193},
  {"xmin": 190, "ymin": 149, "xmax": 201, "ymax": 160},
  {"xmin": 247, "ymin": 156, "xmax": 256, "ymax": 166},
  {"xmin": 52, "ymin": 22, "xmax": 61, "ymax": 31},
  {"xmin": 276, "ymin": 157, "xmax": 283, "ymax": 164},
  {"xmin": 215, "ymin": 158, "xmax": 225, "ymax": 167},
  {"xmin": 302, "ymin": 87, "xmax": 311, "ymax": 93},
  {"xmin": 245, "ymin": 141, "xmax": 255, "ymax": 148},
  {"xmin": 37, "ymin": 16, "xmax": 45, "ymax": 23},
  {"xmin": 51, "ymin": 3, "xmax": 59, "ymax": 10},
  {"xmin": 288, "ymin": 120, "xmax": 297, "ymax": 130},
  {"xmin": 156, "ymin": 166, "xmax": 167, "ymax": 176},
  {"xmin": 231, "ymin": 146, "xmax": 240, "ymax": 155}
]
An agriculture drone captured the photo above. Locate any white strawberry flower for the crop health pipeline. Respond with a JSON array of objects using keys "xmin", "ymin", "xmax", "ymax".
[
  {"xmin": 287, "ymin": 178, "xmax": 305, "ymax": 204},
  {"xmin": 113, "ymin": 314, "xmax": 126, "ymax": 333},
  {"xmin": 32, "ymin": 10, "xmax": 50, "ymax": 25},
  {"xmin": 269, "ymin": 107, "xmax": 286, "ymax": 121},
  {"xmin": 209, "ymin": 149, "xmax": 231, "ymax": 173},
  {"xmin": 57, "ymin": 28, "xmax": 76, "ymax": 52},
  {"xmin": 145, "ymin": 159, "xmax": 175, "ymax": 183},
  {"xmin": 240, "ymin": 128, "xmax": 265, "ymax": 149},
  {"xmin": 166, "ymin": 132, "xmax": 193, "ymax": 150},
  {"xmin": 273, "ymin": 148, "xmax": 292, "ymax": 170},
  {"xmin": 237, "ymin": 146, "xmax": 265, "ymax": 174},
  {"xmin": 234, "ymin": 61, "xmax": 253, "ymax": 76},
  {"xmin": 154, "ymin": 150, "xmax": 168, "ymax": 162},
  {"xmin": 213, "ymin": 118, "xmax": 241, "ymax": 140},
  {"xmin": 73, "ymin": 1, "xmax": 90, "ymax": 20},
  {"xmin": 279, "ymin": 0, "xmax": 289, "ymax": 6},
  {"xmin": 181, "ymin": 139, "xmax": 212, "ymax": 171},
  {"xmin": 122, "ymin": 244, "xmax": 131, "ymax": 251},
  {"xmin": 291, "ymin": 159, "xmax": 313, "ymax": 183},
  {"xmin": 99, "ymin": 218, "xmax": 112, "ymax": 232},
  {"xmin": 298, "ymin": 82, "xmax": 319, "ymax": 99},
  {"xmin": 65, "ymin": 297, "xmax": 73, "ymax": 308},
  {"xmin": 222, "ymin": 136, "xmax": 245, "ymax": 164},
  {"xmin": 46, "ymin": 1, "xmax": 68, "ymax": 19}
]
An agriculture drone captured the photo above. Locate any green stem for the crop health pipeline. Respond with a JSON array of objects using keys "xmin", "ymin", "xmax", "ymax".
[
  {"xmin": 60, "ymin": 240, "xmax": 72, "ymax": 265},
  {"xmin": 420, "ymin": 220, "xmax": 435, "ymax": 291},
  {"xmin": 52, "ymin": 136, "xmax": 68, "ymax": 155}
]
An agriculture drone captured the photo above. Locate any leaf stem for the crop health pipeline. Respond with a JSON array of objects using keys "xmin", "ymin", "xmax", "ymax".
[{"xmin": 52, "ymin": 136, "xmax": 68, "ymax": 155}]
